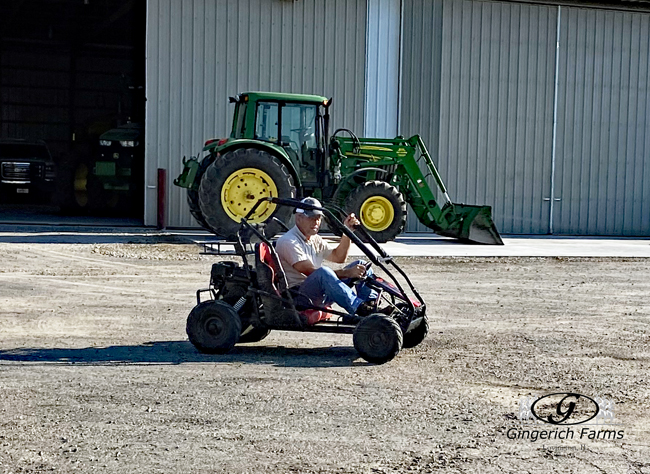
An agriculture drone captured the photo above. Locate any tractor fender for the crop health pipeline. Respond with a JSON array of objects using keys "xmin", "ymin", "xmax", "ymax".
[
  {"xmin": 332, "ymin": 167, "xmax": 390, "ymax": 203},
  {"xmin": 206, "ymin": 139, "xmax": 302, "ymax": 188}
]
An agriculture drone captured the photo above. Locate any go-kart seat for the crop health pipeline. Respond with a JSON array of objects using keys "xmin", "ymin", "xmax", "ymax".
[
  {"xmin": 254, "ymin": 242, "xmax": 332, "ymax": 326},
  {"xmin": 255, "ymin": 242, "xmax": 302, "ymax": 327}
]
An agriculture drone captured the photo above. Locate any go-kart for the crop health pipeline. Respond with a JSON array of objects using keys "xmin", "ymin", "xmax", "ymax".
[{"xmin": 185, "ymin": 197, "xmax": 428, "ymax": 364}]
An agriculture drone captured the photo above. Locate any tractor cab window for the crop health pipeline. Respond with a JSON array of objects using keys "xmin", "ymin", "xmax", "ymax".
[
  {"xmin": 255, "ymin": 102, "xmax": 279, "ymax": 142},
  {"xmin": 280, "ymin": 103, "xmax": 318, "ymax": 183},
  {"xmin": 232, "ymin": 102, "xmax": 247, "ymax": 138}
]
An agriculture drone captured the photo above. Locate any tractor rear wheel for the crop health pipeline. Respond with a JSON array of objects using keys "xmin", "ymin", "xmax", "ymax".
[
  {"xmin": 186, "ymin": 301, "xmax": 242, "ymax": 354},
  {"xmin": 345, "ymin": 181, "xmax": 407, "ymax": 243},
  {"xmin": 198, "ymin": 148, "xmax": 296, "ymax": 240},
  {"xmin": 72, "ymin": 162, "xmax": 115, "ymax": 212},
  {"xmin": 187, "ymin": 155, "xmax": 213, "ymax": 230},
  {"xmin": 353, "ymin": 314, "xmax": 403, "ymax": 364}
]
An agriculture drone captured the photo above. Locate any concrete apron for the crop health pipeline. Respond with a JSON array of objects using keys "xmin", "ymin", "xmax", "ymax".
[
  {"xmin": 0, "ymin": 226, "xmax": 648, "ymax": 257},
  {"xmin": 334, "ymin": 234, "xmax": 650, "ymax": 258}
]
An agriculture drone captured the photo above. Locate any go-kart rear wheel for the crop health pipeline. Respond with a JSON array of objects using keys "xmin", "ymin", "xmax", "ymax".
[
  {"xmin": 403, "ymin": 314, "xmax": 429, "ymax": 349},
  {"xmin": 186, "ymin": 301, "xmax": 242, "ymax": 354},
  {"xmin": 353, "ymin": 314, "xmax": 403, "ymax": 364},
  {"xmin": 238, "ymin": 325, "xmax": 271, "ymax": 344}
]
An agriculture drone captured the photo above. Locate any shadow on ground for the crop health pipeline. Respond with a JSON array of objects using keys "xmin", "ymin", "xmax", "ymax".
[
  {"xmin": 0, "ymin": 222, "xmax": 203, "ymax": 244},
  {"xmin": 0, "ymin": 341, "xmax": 365, "ymax": 368},
  {"xmin": 0, "ymin": 232, "xmax": 191, "ymax": 244}
]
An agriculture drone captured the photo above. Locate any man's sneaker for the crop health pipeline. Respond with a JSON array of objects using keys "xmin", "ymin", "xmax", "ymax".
[
  {"xmin": 356, "ymin": 299, "xmax": 378, "ymax": 317},
  {"xmin": 357, "ymin": 300, "xmax": 395, "ymax": 317}
]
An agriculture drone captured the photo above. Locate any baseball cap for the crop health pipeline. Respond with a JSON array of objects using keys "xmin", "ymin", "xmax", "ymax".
[{"xmin": 295, "ymin": 197, "xmax": 323, "ymax": 217}]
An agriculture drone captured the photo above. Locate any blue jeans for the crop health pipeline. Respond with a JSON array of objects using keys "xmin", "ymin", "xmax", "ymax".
[{"xmin": 294, "ymin": 260, "xmax": 377, "ymax": 314}]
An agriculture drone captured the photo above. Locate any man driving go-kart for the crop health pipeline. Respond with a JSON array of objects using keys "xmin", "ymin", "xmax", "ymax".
[
  {"xmin": 184, "ymin": 195, "xmax": 428, "ymax": 363},
  {"xmin": 276, "ymin": 197, "xmax": 382, "ymax": 320}
]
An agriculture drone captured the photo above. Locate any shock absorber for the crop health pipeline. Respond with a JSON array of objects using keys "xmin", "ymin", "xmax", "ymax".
[{"xmin": 233, "ymin": 297, "xmax": 247, "ymax": 312}]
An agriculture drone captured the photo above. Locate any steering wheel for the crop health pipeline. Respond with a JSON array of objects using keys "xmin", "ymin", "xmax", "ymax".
[
  {"xmin": 349, "ymin": 261, "xmax": 372, "ymax": 285},
  {"xmin": 291, "ymin": 127, "xmax": 315, "ymax": 142}
]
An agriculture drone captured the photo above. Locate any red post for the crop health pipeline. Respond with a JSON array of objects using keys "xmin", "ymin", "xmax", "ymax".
[{"xmin": 157, "ymin": 168, "xmax": 167, "ymax": 230}]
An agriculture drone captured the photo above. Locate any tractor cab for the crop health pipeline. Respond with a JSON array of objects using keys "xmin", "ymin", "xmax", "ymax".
[{"xmin": 230, "ymin": 92, "xmax": 330, "ymax": 187}]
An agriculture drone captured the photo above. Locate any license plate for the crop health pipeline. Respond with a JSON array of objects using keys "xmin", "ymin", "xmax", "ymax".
[{"xmin": 16, "ymin": 188, "xmax": 29, "ymax": 194}]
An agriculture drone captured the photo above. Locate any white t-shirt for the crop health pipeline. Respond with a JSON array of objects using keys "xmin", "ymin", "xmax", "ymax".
[{"xmin": 276, "ymin": 226, "xmax": 332, "ymax": 288}]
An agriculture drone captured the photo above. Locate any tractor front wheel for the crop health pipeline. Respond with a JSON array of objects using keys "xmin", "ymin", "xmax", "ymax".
[
  {"xmin": 198, "ymin": 148, "xmax": 296, "ymax": 240},
  {"xmin": 345, "ymin": 181, "xmax": 407, "ymax": 243}
]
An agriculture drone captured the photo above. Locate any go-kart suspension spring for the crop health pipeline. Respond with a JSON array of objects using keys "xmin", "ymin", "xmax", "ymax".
[{"xmin": 233, "ymin": 296, "xmax": 247, "ymax": 312}]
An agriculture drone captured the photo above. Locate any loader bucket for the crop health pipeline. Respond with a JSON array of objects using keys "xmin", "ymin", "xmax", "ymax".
[{"xmin": 439, "ymin": 203, "xmax": 504, "ymax": 245}]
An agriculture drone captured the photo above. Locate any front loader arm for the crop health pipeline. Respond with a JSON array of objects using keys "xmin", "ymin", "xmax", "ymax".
[
  {"xmin": 330, "ymin": 134, "xmax": 503, "ymax": 244},
  {"xmin": 396, "ymin": 136, "xmax": 452, "ymax": 229},
  {"xmin": 330, "ymin": 135, "xmax": 451, "ymax": 228}
]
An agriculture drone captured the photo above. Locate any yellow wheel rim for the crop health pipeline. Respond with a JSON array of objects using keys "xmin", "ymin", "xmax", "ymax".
[
  {"xmin": 73, "ymin": 163, "xmax": 89, "ymax": 207},
  {"xmin": 221, "ymin": 168, "xmax": 278, "ymax": 223},
  {"xmin": 360, "ymin": 196, "xmax": 394, "ymax": 232}
]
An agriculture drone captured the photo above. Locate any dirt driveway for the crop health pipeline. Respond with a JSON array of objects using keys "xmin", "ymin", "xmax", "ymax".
[{"xmin": 0, "ymin": 236, "xmax": 648, "ymax": 473}]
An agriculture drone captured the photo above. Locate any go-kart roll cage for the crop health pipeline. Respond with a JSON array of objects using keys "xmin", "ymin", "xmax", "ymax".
[{"xmin": 229, "ymin": 197, "xmax": 426, "ymax": 334}]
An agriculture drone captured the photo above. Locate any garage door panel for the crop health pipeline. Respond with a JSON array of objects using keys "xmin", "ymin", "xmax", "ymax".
[
  {"xmin": 401, "ymin": 0, "xmax": 556, "ymax": 234},
  {"xmin": 555, "ymin": 8, "xmax": 650, "ymax": 235}
]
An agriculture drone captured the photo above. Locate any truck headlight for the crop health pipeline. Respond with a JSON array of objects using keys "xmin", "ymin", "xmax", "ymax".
[
  {"xmin": 120, "ymin": 140, "xmax": 138, "ymax": 147},
  {"xmin": 100, "ymin": 140, "xmax": 112, "ymax": 146}
]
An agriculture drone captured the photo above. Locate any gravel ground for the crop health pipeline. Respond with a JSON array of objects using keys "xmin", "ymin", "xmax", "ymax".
[{"xmin": 0, "ymin": 237, "xmax": 648, "ymax": 473}]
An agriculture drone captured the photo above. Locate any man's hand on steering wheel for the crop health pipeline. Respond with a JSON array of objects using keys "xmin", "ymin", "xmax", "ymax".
[{"xmin": 344, "ymin": 264, "xmax": 367, "ymax": 280}]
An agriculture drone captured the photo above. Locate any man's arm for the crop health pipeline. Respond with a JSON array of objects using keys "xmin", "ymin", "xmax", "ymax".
[
  {"xmin": 328, "ymin": 214, "xmax": 360, "ymax": 264},
  {"xmin": 294, "ymin": 259, "xmax": 364, "ymax": 279},
  {"xmin": 293, "ymin": 260, "xmax": 317, "ymax": 276}
]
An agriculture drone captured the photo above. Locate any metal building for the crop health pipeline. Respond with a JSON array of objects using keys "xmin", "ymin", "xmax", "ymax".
[
  {"xmin": 144, "ymin": 0, "xmax": 650, "ymax": 236},
  {"xmin": 145, "ymin": 0, "xmax": 368, "ymax": 228}
]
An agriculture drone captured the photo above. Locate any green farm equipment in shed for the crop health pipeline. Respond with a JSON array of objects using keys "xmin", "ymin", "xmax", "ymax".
[{"xmin": 174, "ymin": 91, "xmax": 502, "ymax": 245}]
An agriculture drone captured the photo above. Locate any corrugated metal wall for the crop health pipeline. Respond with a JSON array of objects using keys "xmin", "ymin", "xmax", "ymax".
[
  {"xmin": 555, "ymin": 7, "xmax": 650, "ymax": 235},
  {"xmin": 400, "ymin": 0, "xmax": 444, "ymax": 232},
  {"xmin": 365, "ymin": 0, "xmax": 400, "ymax": 137},
  {"xmin": 145, "ymin": 0, "xmax": 367, "ymax": 227},
  {"xmin": 401, "ymin": 0, "xmax": 557, "ymax": 234},
  {"xmin": 146, "ymin": 0, "xmax": 650, "ymax": 235}
]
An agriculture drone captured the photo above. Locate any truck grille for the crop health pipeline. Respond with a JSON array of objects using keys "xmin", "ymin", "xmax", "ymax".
[{"xmin": 1, "ymin": 162, "xmax": 32, "ymax": 182}]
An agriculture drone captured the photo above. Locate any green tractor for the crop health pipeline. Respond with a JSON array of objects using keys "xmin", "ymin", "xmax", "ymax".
[{"xmin": 174, "ymin": 91, "xmax": 502, "ymax": 245}]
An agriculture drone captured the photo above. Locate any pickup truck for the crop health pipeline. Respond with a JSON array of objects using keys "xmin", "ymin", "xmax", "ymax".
[{"xmin": 0, "ymin": 139, "xmax": 56, "ymax": 201}]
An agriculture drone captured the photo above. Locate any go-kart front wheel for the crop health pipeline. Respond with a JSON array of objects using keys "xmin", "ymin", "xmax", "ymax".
[
  {"xmin": 186, "ymin": 301, "xmax": 242, "ymax": 354},
  {"xmin": 353, "ymin": 314, "xmax": 403, "ymax": 364},
  {"xmin": 403, "ymin": 314, "xmax": 429, "ymax": 349}
]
